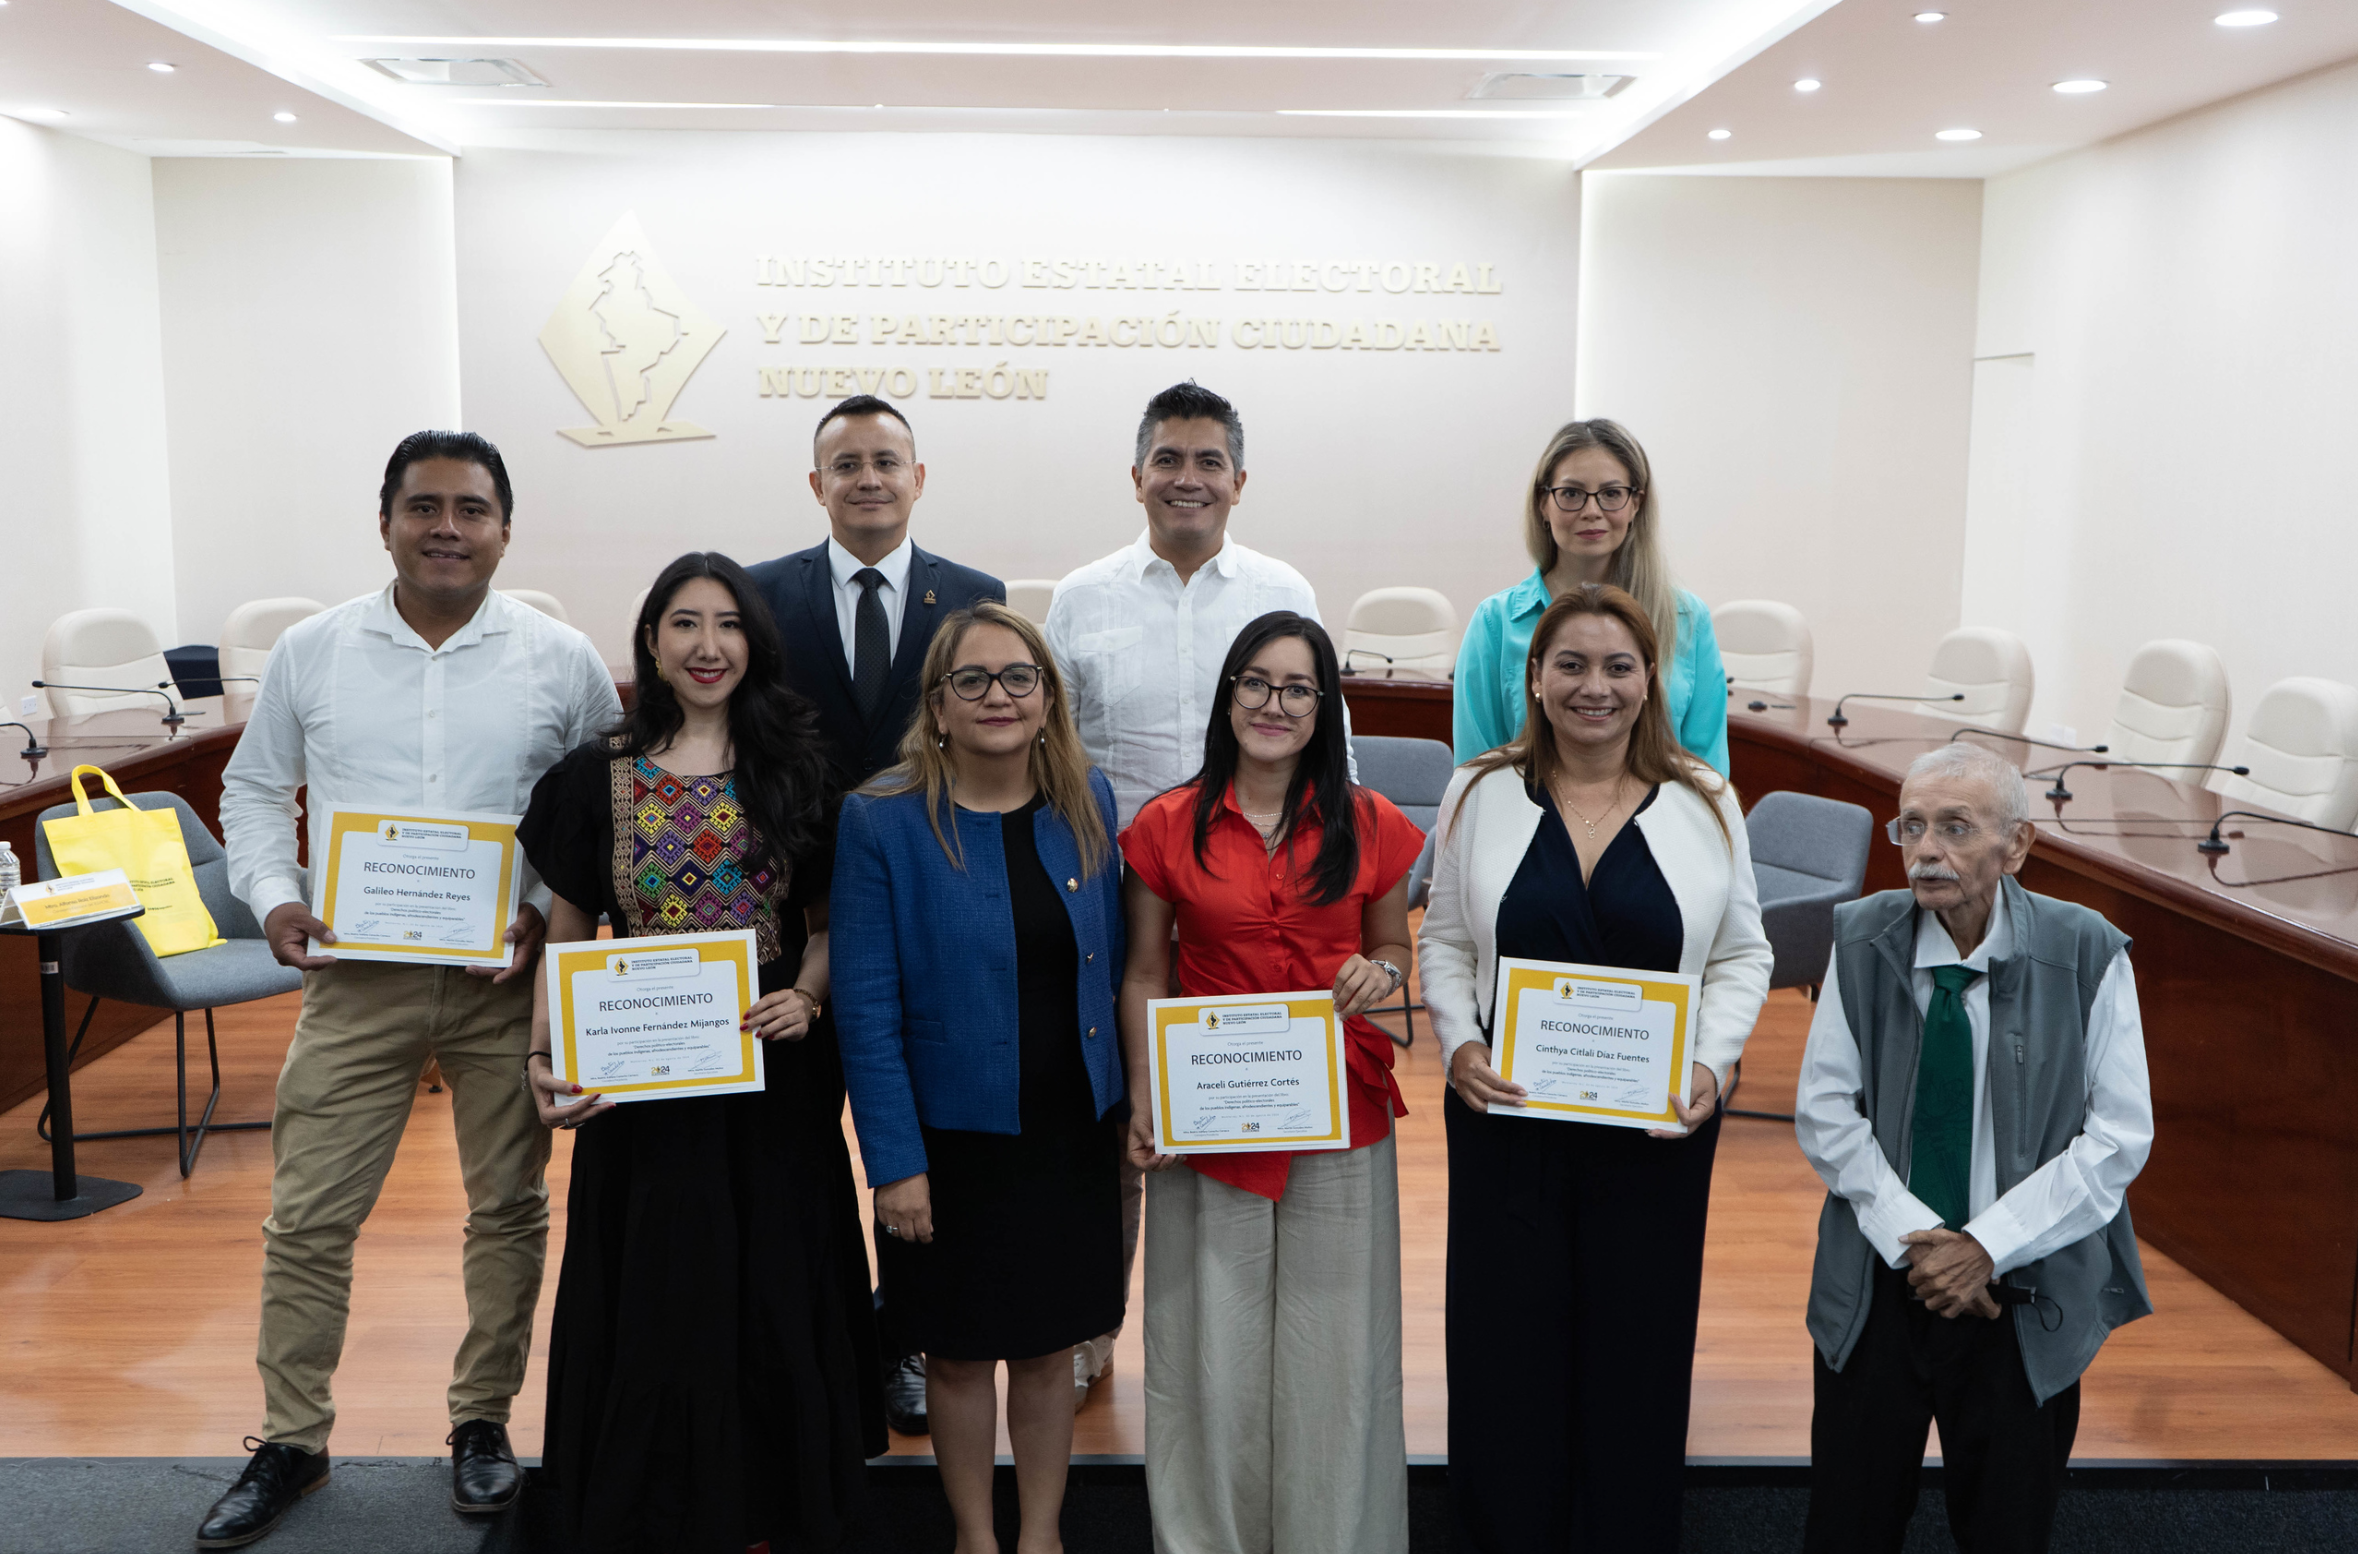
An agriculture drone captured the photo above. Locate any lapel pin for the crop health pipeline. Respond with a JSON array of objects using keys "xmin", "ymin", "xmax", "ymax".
[{"xmin": 924, "ymin": 589, "xmax": 937, "ymax": 605}]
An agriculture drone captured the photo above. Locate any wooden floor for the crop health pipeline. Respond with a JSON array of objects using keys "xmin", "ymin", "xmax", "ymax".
[{"xmin": 3, "ymin": 986, "xmax": 2354, "ymax": 1463}]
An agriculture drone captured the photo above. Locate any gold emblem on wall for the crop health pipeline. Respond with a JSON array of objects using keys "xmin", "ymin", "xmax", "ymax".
[{"xmin": 541, "ymin": 212, "xmax": 725, "ymax": 447}]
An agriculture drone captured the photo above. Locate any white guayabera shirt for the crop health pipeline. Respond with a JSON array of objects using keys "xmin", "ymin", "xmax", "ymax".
[
  {"xmin": 1046, "ymin": 530, "xmax": 1351, "ymax": 826},
  {"xmin": 220, "ymin": 583, "xmax": 622, "ymax": 925}
]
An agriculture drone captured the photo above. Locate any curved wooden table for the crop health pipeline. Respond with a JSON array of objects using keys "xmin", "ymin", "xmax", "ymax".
[{"xmin": 1730, "ymin": 696, "xmax": 2358, "ymax": 1387}]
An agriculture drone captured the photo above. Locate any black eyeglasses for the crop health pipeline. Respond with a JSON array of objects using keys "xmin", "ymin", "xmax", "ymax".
[
  {"xmin": 942, "ymin": 664, "xmax": 1042, "ymax": 701},
  {"xmin": 1231, "ymin": 675, "xmax": 1322, "ymax": 717},
  {"xmin": 1545, "ymin": 484, "xmax": 1640, "ymax": 514}
]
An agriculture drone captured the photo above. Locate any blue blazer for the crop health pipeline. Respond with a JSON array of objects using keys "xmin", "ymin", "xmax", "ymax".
[
  {"xmin": 832, "ymin": 769, "xmax": 1127, "ymax": 1187},
  {"xmin": 746, "ymin": 541, "xmax": 1004, "ymax": 786}
]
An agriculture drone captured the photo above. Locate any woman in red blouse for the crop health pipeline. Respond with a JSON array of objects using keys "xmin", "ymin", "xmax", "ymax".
[{"xmin": 1117, "ymin": 610, "xmax": 1424, "ymax": 1554}]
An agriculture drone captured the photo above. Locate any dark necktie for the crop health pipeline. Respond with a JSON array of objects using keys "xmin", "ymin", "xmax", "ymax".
[
  {"xmin": 1909, "ymin": 963, "xmax": 1978, "ymax": 1230},
  {"xmin": 851, "ymin": 567, "xmax": 891, "ymax": 723}
]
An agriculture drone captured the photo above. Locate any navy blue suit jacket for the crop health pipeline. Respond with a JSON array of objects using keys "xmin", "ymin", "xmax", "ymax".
[
  {"xmin": 746, "ymin": 541, "xmax": 1004, "ymax": 786},
  {"xmin": 832, "ymin": 772, "xmax": 1127, "ymax": 1187}
]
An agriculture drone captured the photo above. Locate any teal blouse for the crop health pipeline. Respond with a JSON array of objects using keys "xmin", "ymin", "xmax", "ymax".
[{"xmin": 1451, "ymin": 572, "xmax": 1729, "ymax": 775}]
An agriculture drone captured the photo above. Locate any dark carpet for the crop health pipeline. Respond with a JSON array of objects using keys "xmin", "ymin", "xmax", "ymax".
[{"xmin": 3, "ymin": 1458, "xmax": 2352, "ymax": 1552}]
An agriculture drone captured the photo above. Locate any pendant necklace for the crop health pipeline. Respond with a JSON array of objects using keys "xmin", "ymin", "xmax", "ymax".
[{"xmin": 1556, "ymin": 775, "xmax": 1627, "ymax": 841}]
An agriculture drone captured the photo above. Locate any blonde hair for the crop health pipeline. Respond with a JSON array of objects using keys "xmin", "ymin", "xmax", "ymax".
[
  {"xmin": 863, "ymin": 601, "xmax": 1112, "ymax": 877},
  {"xmin": 1455, "ymin": 583, "xmax": 1732, "ymax": 848},
  {"xmin": 1522, "ymin": 418, "xmax": 1680, "ymax": 669}
]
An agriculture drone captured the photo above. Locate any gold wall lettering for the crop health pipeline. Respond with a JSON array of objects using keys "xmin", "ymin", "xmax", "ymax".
[
  {"xmin": 753, "ymin": 257, "xmax": 1503, "ymax": 295},
  {"xmin": 756, "ymin": 365, "xmax": 1048, "ymax": 401},
  {"xmin": 745, "ymin": 314, "xmax": 1500, "ymax": 352}
]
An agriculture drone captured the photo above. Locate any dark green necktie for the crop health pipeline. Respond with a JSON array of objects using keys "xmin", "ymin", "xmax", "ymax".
[{"xmin": 1910, "ymin": 964, "xmax": 1978, "ymax": 1231}]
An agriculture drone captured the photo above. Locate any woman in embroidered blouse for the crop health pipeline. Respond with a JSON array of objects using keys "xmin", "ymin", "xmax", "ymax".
[
  {"xmin": 1116, "ymin": 610, "xmax": 1424, "ymax": 1554},
  {"xmin": 518, "ymin": 552, "xmax": 883, "ymax": 1554}
]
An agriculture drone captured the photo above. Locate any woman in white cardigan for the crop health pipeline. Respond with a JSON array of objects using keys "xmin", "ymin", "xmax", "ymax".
[{"xmin": 1418, "ymin": 583, "xmax": 1771, "ymax": 1554}]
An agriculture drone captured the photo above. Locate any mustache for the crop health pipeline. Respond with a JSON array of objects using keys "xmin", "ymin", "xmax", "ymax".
[{"xmin": 1908, "ymin": 862, "xmax": 1962, "ymax": 884}]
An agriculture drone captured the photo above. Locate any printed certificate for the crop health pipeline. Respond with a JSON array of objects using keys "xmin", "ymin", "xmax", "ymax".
[
  {"xmin": 1145, "ymin": 990, "xmax": 1350, "ymax": 1155},
  {"xmin": 544, "ymin": 930, "xmax": 762, "ymax": 1103},
  {"xmin": 310, "ymin": 806, "xmax": 522, "ymax": 967},
  {"xmin": 1489, "ymin": 958, "xmax": 1698, "ymax": 1133}
]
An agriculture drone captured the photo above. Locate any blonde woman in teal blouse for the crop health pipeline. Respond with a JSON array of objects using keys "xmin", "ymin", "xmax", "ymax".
[{"xmin": 1452, "ymin": 419, "xmax": 1729, "ymax": 774}]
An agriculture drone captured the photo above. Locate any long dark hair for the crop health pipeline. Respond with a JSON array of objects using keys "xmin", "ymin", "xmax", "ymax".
[
  {"xmin": 1186, "ymin": 611, "xmax": 1365, "ymax": 907},
  {"xmin": 612, "ymin": 552, "xmax": 834, "ymax": 874}
]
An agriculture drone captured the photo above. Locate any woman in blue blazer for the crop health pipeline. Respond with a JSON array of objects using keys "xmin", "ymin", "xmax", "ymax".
[
  {"xmin": 1452, "ymin": 419, "xmax": 1729, "ymax": 775},
  {"xmin": 833, "ymin": 601, "xmax": 1126, "ymax": 1553}
]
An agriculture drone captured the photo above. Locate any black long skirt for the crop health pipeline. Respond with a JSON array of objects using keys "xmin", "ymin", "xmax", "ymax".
[{"xmin": 541, "ymin": 1015, "xmax": 886, "ymax": 1554}]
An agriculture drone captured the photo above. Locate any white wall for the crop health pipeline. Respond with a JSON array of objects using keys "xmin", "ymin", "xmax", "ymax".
[
  {"xmin": 452, "ymin": 132, "xmax": 1581, "ymax": 666},
  {"xmin": 1967, "ymin": 58, "xmax": 2358, "ymax": 747},
  {"xmin": 0, "ymin": 121, "xmax": 178, "ymax": 710},
  {"xmin": 153, "ymin": 158, "xmax": 461, "ymax": 644},
  {"xmin": 1576, "ymin": 174, "xmax": 1984, "ymax": 703}
]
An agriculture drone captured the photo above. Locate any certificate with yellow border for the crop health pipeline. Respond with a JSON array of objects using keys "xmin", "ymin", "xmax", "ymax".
[
  {"xmin": 1145, "ymin": 990, "xmax": 1350, "ymax": 1154},
  {"xmin": 310, "ymin": 805, "xmax": 522, "ymax": 966},
  {"xmin": 545, "ymin": 930, "xmax": 762, "ymax": 1102},
  {"xmin": 1490, "ymin": 958, "xmax": 1697, "ymax": 1133}
]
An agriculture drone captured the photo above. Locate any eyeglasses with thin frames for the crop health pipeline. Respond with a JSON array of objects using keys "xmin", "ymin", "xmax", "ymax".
[
  {"xmin": 1231, "ymin": 675, "xmax": 1323, "ymax": 718},
  {"xmin": 942, "ymin": 665, "xmax": 1042, "ymax": 701},
  {"xmin": 1544, "ymin": 484, "xmax": 1641, "ymax": 514},
  {"xmin": 1886, "ymin": 817, "xmax": 1991, "ymax": 847}
]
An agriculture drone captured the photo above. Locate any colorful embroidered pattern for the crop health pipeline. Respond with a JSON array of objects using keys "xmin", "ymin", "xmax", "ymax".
[{"xmin": 622, "ymin": 755, "xmax": 784, "ymax": 960}]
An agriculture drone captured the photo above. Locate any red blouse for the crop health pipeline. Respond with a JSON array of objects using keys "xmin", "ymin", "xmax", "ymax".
[{"xmin": 1120, "ymin": 782, "xmax": 1425, "ymax": 1201}]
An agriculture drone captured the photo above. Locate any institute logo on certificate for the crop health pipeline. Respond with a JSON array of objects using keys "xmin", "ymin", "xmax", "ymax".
[
  {"xmin": 1144, "ymin": 990, "xmax": 1351, "ymax": 1155},
  {"xmin": 309, "ymin": 805, "xmax": 523, "ymax": 967},
  {"xmin": 1490, "ymin": 958, "xmax": 1698, "ymax": 1132}
]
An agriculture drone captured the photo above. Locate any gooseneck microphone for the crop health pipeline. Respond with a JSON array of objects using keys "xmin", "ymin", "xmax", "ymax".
[
  {"xmin": 1, "ymin": 721, "xmax": 45, "ymax": 760},
  {"xmin": 1826, "ymin": 691, "xmax": 1962, "ymax": 729},
  {"xmin": 2198, "ymin": 809, "xmax": 2357, "ymax": 856},
  {"xmin": 1949, "ymin": 727, "xmax": 2109, "ymax": 757},
  {"xmin": 1339, "ymin": 648, "xmax": 1394, "ymax": 677},
  {"xmin": 31, "ymin": 681, "xmax": 186, "ymax": 729},
  {"xmin": 2043, "ymin": 759, "xmax": 2249, "ymax": 803}
]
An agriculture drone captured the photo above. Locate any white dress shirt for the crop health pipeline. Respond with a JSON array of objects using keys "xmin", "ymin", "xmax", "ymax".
[
  {"xmin": 220, "ymin": 584, "xmax": 622, "ymax": 925},
  {"xmin": 826, "ymin": 534, "xmax": 914, "ymax": 673},
  {"xmin": 1047, "ymin": 529, "xmax": 1347, "ymax": 825},
  {"xmin": 1794, "ymin": 890, "xmax": 2154, "ymax": 1277}
]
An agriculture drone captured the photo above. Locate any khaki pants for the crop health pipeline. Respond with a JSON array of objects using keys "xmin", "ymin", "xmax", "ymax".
[
  {"xmin": 256, "ymin": 960, "xmax": 550, "ymax": 1452},
  {"xmin": 1143, "ymin": 1132, "xmax": 1408, "ymax": 1554}
]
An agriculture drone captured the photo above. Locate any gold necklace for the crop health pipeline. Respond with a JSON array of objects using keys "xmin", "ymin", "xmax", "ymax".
[{"xmin": 1555, "ymin": 774, "xmax": 1627, "ymax": 841}]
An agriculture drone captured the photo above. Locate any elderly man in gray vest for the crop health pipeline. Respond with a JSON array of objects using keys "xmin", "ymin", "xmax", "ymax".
[{"xmin": 1795, "ymin": 742, "xmax": 2153, "ymax": 1554}]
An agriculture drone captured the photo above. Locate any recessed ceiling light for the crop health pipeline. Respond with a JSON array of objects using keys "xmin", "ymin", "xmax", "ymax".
[
  {"xmin": 2214, "ymin": 10, "xmax": 2278, "ymax": 26},
  {"xmin": 273, "ymin": 111, "xmax": 297, "ymax": 122},
  {"xmin": 1915, "ymin": 11, "xmax": 1946, "ymax": 21},
  {"xmin": 2052, "ymin": 79, "xmax": 2108, "ymax": 94},
  {"xmin": 148, "ymin": 62, "xmax": 177, "ymax": 74},
  {"xmin": 1707, "ymin": 127, "xmax": 1732, "ymax": 140},
  {"xmin": 337, "ymin": 34, "xmax": 1657, "ymax": 63},
  {"xmin": 1794, "ymin": 78, "xmax": 1822, "ymax": 93},
  {"xmin": 1935, "ymin": 127, "xmax": 1982, "ymax": 141}
]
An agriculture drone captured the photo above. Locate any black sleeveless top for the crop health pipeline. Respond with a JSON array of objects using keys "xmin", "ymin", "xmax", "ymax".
[{"xmin": 1494, "ymin": 783, "xmax": 1684, "ymax": 975}]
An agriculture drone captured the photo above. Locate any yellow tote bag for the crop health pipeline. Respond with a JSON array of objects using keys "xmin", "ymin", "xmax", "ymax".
[{"xmin": 40, "ymin": 765, "xmax": 222, "ymax": 957}]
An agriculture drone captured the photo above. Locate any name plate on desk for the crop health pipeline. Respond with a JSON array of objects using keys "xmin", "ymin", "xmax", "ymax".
[
  {"xmin": 0, "ymin": 869, "xmax": 144, "ymax": 932},
  {"xmin": 310, "ymin": 805, "xmax": 523, "ymax": 967}
]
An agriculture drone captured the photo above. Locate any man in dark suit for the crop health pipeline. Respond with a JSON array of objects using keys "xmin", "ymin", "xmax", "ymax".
[{"xmin": 746, "ymin": 393, "xmax": 1001, "ymax": 1435}]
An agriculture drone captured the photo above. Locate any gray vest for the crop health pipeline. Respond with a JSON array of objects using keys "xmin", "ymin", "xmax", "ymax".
[{"xmin": 1805, "ymin": 875, "xmax": 2152, "ymax": 1404}]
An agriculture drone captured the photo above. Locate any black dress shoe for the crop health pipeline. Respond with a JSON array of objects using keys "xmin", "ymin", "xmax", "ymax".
[
  {"xmin": 448, "ymin": 1420, "xmax": 523, "ymax": 1514},
  {"xmin": 883, "ymin": 1353, "xmax": 929, "ymax": 1435},
  {"xmin": 195, "ymin": 1438, "xmax": 330, "ymax": 1549}
]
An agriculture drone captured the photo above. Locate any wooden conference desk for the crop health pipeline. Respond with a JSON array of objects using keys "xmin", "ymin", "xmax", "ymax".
[
  {"xmin": 0, "ymin": 699, "xmax": 245, "ymax": 1115},
  {"xmin": 1729, "ymin": 696, "xmax": 2358, "ymax": 1388},
  {"xmin": 1336, "ymin": 670, "xmax": 1453, "ymax": 745}
]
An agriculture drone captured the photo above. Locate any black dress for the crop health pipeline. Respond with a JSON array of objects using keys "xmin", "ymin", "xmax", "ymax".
[
  {"xmin": 874, "ymin": 793, "xmax": 1126, "ymax": 1361},
  {"xmin": 1445, "ymin": 785, "xmax": 1725, "ymax": 1554},
  {"xmin": 518, "ymin": 742, "xmax": 886, "ymax": 1554}
]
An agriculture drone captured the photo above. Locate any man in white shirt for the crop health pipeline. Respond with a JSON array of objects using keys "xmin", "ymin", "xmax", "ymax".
[
  {"xmin": 1045, "ymin": 380, "xmax": 1348, "ymax": 1403},
  {"xmin": 199, "ymin": 432, "xmax": 620, "ymax": 1550},
  {"xmin": 1795, "ymin": 742, "xmax": 2153, "ymax": 1554}
]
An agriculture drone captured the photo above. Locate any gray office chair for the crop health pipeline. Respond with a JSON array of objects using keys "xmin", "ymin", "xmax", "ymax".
[
  {"xmin": 33, "ymin": 792, "xmax": 300, "ymax": 1175},
  {"xmin": 1353, "ymin": 735, "xmax": 1457, "ymax": 1046},
  {"xmin": 1725, "ymin": 790, "xmax": 1874, "ymax": 1121}
]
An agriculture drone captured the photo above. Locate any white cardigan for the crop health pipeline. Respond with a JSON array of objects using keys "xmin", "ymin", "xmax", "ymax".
[{"xmin": 1416, "ymin": 763, "xmax": 1774, "ymax": 1089}]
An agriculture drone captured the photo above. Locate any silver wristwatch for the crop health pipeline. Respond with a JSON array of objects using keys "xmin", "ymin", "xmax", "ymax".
[{"xmin": 1369, "ymin": 958, "xmax": 1404, "ymax": 992}]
